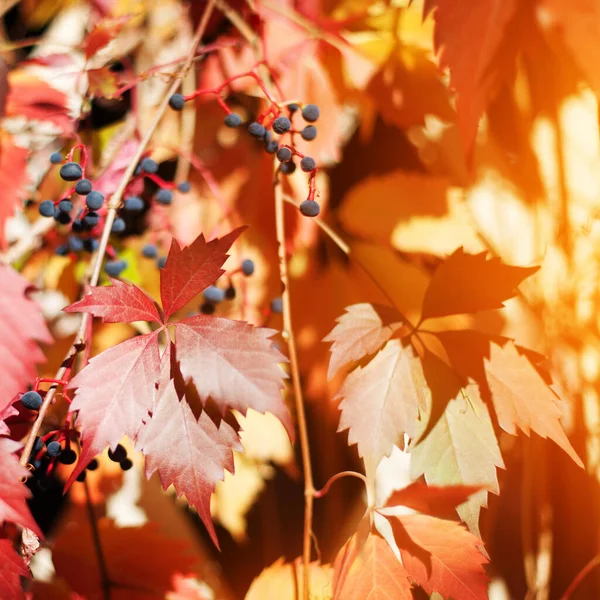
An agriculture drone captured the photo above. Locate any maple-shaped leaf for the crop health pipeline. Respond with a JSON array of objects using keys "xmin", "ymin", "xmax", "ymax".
[
  {"xmin": 411, "ymin": 388, "xmax": 504, "ymax": 536},
  {"xmin": 0, "ymin": 538, "xmax": 29, "ymax": 600},
  {"xmin": 332, "ymin": 531, "xmax": 413, "ymax": 600},
  {"xmin": 324, "ymin": 303, "xmax": 404, "ymax": 380},
  {"xmin": 137, "ymin": 380, "xmax": 240, "ymax": 547},
  {"xmin": 0, "ymin": 438, "xmax": 41, "ymax": 537},
  {"xmin": 160, "ymin": 227, "xmax": 246, "ymax": 319},
  {"xmin": 420, "ymin": 248, "xmax": 539, "ymax": 321},
  {"xmin": 84, "ymin": 16, "xmax": 130, "ymax": 59},
  {"xmin": 65, "ymin": 332, "xmax": 162, "ymax": 487},
  {"xmin": 174, "ymin": 315, "xmax": 292, "ymax": 438},
  {"xmin": 0, "ymin": 137, "xmax": 29, "ymax": 250},
  {"xmin": 336, "ymin": 339, "xmax": 427, "ymax": 476},
  {"xmin": 485, "ymin": 341, "xmax": 583, "ymax": 467},
  {"xmin": 387, "ymin": 513, "xmax": 489, "ymax": 600},
  {"xmin": 0, "ymin": 265, "xmax": 51, "ymax": 410},
  {"xmin": 384, "ymin": 481, "xmax": 483, "ymax": 521},
  {"xmin": 87, "ymin": 67, "xmax": 120, "ymax": 99},
  {"xmin": 64, "ymin": 278, "xmax": 162, "ymax": 324}
]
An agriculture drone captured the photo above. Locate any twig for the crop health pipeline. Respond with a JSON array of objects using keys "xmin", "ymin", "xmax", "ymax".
[
  {"xmin": 560, "ymin": 555, "xmax": 600, "ymax": 600},
  {"xmin": 274, "ymin": 179, "xmax": 314, "ymax": 600},
  {"xmin": 84, "ymin": 478, "xmax": 111, "ymax": 600},
  {"xmin": 313, "ymin": 471, "xmax": 368, "ymax": 499}
]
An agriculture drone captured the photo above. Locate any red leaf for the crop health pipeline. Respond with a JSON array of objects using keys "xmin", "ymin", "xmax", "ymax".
[
  {"xmin": 426, "ymin": 0, "xmax": 520, "ymax": 157},
  {"xmin": 84, "ymin": 16, "xmax": 130, "ymax": 59},
  {"xmin": 389, "ymin": 513, "xmax": 489, "ymax": 600},
  {"xmin": 324, "ymin": 303, "xmax": 404, "ymax": 380},
  {"xmin": 174, "ymin": 316, "xmax": 292, "ymax": 438},
  {"xmin": 0, "ymin": 538, "xmax": 29, "ymax": 600},
  {"xmin": 137, "ymin": 381, "xmax": 240, "ymax": 547},
  {"xmin": 336, "ymin": 340, "xmax": 427, "ymax": 476},
  {"xmin": 421, "ymin": 248, "xmax": 538, "ymax": 321},
  {"xmin": 160, "ymin": 227, "xmax": 246, "ymax": 319},
  {"xmin": 66, "ymin": 332, "xmax": 162, "ymax": 487},
  {"xmin": 485, "ymin": 341, "xmax": 583, "ymax": 467},
  {"xmin": 64, "ymin": 278, "xmax": 162, "ymax": 324},
  {"xmin": 384, "ymin": 481, "xmax": 483, "ymax": 520},
  {"xmin": 0, "ymin": 139, "xmax": 29, "ymax": 250},
  {"xmin": 0, "ymin": 265, "xmax": 51, "ymax": 408},
  {"xmin": 333, "ymin": 532, "xmax": 413, "ymax": 600},
  {"xmin": 0, "ymin": 438, "xmax": 41, "ymax": 537}
]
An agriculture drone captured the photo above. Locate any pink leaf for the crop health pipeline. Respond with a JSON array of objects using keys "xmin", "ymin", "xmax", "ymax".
[
  {"xmin": 64, "ymin": 278, "xmax": 162, "ymax": 324},
  {"xmin": 137, "ymin": 381, "xmax": 240, "ymax": 547},
  {"xmin": 0, "ymin": 538, "xmax": 29, "ymax": 600}
]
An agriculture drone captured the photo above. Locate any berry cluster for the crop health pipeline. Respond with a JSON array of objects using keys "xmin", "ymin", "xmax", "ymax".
[{"xmin": 199, "ymin": 258, "xmax": 254, "ymax": 314}]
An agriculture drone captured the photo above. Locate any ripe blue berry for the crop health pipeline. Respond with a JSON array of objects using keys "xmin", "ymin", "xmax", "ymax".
[
  {"xmin": 87, "ymin": 459, "xmax": 99, "ymax": 471},
  {"xmin": 156, "ymin": 189, "xmax": 173, "ymax": 205},
  {"xmin": 225, "ymin": 285, "xmax": 236, "ymax": 300},
  {"xmin": 142, "ymin": 244, "xmax": 158, "ymax": 258},
  {"xmin": 264, "ymin": 140, "xmax": 279, "ymax": 154},
  {"xmin": 301, "ymin": 125, "xmax": 317, "ymax": 141},
  {"xmin": 248, "ymin": 122, "xmax": 265, "ymax": 138},
  {"xmin": 241, "ymin": 259, "xmax": 255, "ymax": 276},
  {"xmin": 84, "ymin": 212, "xmax": 100, "ymax": 228},
  {"xmin": 76, "ymin": 471, "xmax": 87, "ymax": 482},
  {"xmin": 68, "ymin": 236, "xmax": 84, "ymax": 252},
  {"xmin": 84, "ymin": 238, "xmax": 99, "ymax": 252},
  {"xmin": 301, "ymin": 104, "xmax": 320, "ymax": 122},
  {"xmin": 178, "ymin": 181, "xmax": 191, "ymax": 193},
  {"xmin": 300, "ymin": 156, "xmax": 316, "ymax": 172},
  {"xmin": 120, "ymin": 458, "xmax": 133, "ymax": 471},
  {"xmin": 39, "ymin": 200, "xmax": 54, "ymax": 217},
  {"xmin": 58, "ymin": 448, "xmax": 77, "ymax": 465},
  {"xmin": 272, "ymin": 116, "xmax": 291, "ymax": 134},
  {"xmin": 75, "ymin": 179, "xmax": 92, "ymax": 195},
  {"xmin": 21, "ymin": 391, "xmax": 42, "ymax": 410},
  {"xmin": 280, "ymin": 161, "xmax": 296, "ymax": 175},
  {"xmin": 124, "ymin": 196, "xmax": 144, "ymax": 212},
  {"xmin": 203, "ymin": 285, "xmax": 225, "ymax": 303},
  {"xmin": 157, "ymin": 256, "xmax": 167, "ymax": 269},
  {"xmin": 72, "ymin": 219, "xmax": 85, "ymax": 233},
  {"xmin": 86, "ymin": 191, "xmax": 104, "ymax": 210},
  {"xmin": 58, "ymin": 199, "xmax": 72, "ymax": 213},
  {"xmin": 55, "ymin": 244, "xmax": 69, "ymax": 256},
  {"xmin": 105, "ymin": 260, "xmax": 127, "ymax": 276},
  {"xmin": 111, "ymin": 218, "xmax": 126, "ymax": 233},
  {"xmin": 141, "ymin": 158, "xmax": 158, "ymax": 174},
  {"xmin": 288, "ymin": 103, "xmax": 299, "ymax": 113},
  {"xmin": 54, "ymin": 210, "xmax": 71, "ymax": 225},
  {"xmin": 200, "ymin": 301, "xmax": 215, "ymax": 315},
  {"xmin": 300, "ymin": 199, "xmax": 320, "ymax": 217},
  {"xmin": 59, "ymin": 162, "xmax": 83, "ymax": 181},
  {"xmin": 224, "ymin": 113, "xmax": 242, "ymax": 127},
  {"xmin": 276, "ymin": 147, "xmax": 292, "ymax": 163},
  {"xmin": 169, "ymin": 93, "xmax": 186, "ymax": 110},
  {"xmin": 50, "ymin": 152, "xmax": 62, "ymax": 164},
  {"xmin": 108, "ymin": 444, "xmax": 127, "ymax": 462},
  {"xmin": 271, "ymin": 297, "xmax": 283, "ymax": 314},
  {"xmin": 46, "ymin": 441, "xmax": 62, "ymax": 457}
]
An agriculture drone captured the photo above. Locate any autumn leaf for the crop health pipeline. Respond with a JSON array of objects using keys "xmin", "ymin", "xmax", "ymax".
[
  {"xmin": 411, "ymin": 388, "xmax": 504, "ymax": 536},
  {"xmin": 64, "ymin": 278, "xmax": 162, "ymax": 324},
  {"xmin": 332, "ymin": 532, "xmax": 413, "ymax": 600},
  {"xmin": 0, "ymin": 265, "xmax": 51, "ymax": 409},
  {"xmin": 336, "ymin": 339, "xmax": 427, "ymax": 476},
  {"xmin": 324, "ymin": 303, "xmax": 404, "ymax": 380},
  {"xmin": 0, "ymin": 138, "xmax": 29, "ymax": 250},
  {"xmin": 137, "ymin": 380, "xmax": 240, "ymax": 547},
  {"xmin": 386, "ymin": 512, "xmax": 489, "ymax": 599},
  {"xmin": 87, "ymin": 67, "xmax": 120, "ymax": 99},
  {"xmin": 420, "ymin": 247, "xmax": 539, "ymax": 321},
  {"xmin": 84, "ymin": 16, "xmax": 131, "ymax": 59},
  {"xmin": 0, "ymin": 538, "xmax": 29, "ymax": 600}
]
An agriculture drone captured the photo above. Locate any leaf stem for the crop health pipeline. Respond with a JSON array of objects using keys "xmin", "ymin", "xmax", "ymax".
[
  {"xmin": 560, "ymin": 555, "xmax": 600, "ymax": 600},
  {"xmin": 274, "ymin": 179, "xmax": 315, "ymax": 600},
  {"xmin": 313, "ymin": 471, "xmax": 368, "ymax": 498},
  {"xmin": 84, "ymin": 478, "xmax": 111, "ymax": 600}
]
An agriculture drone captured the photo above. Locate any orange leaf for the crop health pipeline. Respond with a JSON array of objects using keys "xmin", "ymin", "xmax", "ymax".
[
  {"xmin": 87, "ymin": 67, "xmax": 120, "ymax": 98},
  {"xmin": 0, "ymin": 137, "xmax": 29, "ymax": 249},
  {"xmin": 84, "ymin": 16, "xmax": 130, "ymax": 59}
]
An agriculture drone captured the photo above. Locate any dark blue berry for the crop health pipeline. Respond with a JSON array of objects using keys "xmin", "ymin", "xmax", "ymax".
[
  {"xmin": 141, "ymin": 158, "xmax": 158, "ymax": 174},
  {"xmin": 68, "ymin": 236, "xmax": 84, "ymax": 252},
  {"xmin": 142, "ymin": 244, "xmax": 158, "ymax": 258},
  {"xmin": 276, "ymin": 147, "xmax": 292, "ymax": 163},
  {"xmin": 124, "ymin": 196, "xmax": 144, "ymax": 212},
  {"xmin": 156, "ymin": 189, "xmax": 172, "ymax": 205},
  {"xmin": 301, "ymin": 104, "xmax": 320, "ymax": 123},
  {"xmin": 263, "ymin": 130, "xmax": 272, "ymax": 143},
  {"xmin": 200, "ymin": 301, "xmax": 215, "ymax": 315},
  {"xmin": 83, "ymin": 212, "xmax": 100, "ymax": 228},
  {"xmin": 33, "ymin": 437, "xmax": 44, "ymax": 453},
  {"xmin": 39, "ymin": 200, "xmax": 54, "ymax": 217},
  {"xmin": 76, "ymin": 471, "xmax": 87, "ymax": 482},
  {"xmin": 225, "ymin": 285, "xmax": 236, "ymax": 300},
  {"xmin": 86, "ymin": 191, "xmax": 104, "ymax": 210},
  {"xmin": 50, "ymin": 152, "xmax": 62, "ymax": 164},
  {"xmin": 301, "ymin": 125, "xmax": 317, "ymax": 141},
  {"xmin": 169, "ymin": 93, "xmax": 185, "ymax": 110},
  {"xmin": 105, "ymin": 260, "xmax": 127, "ymax": 276},
  {"xmin": 264, "ymin": 140, "xmax": 279, "ymax": 154},
  {"xmin": 157, "ymin": 256, "xmax": 167, "ymax": 269},
  {"xmin": 300, "ymin": 200, "xmax": 320, "ymax": 217},
  {"xmin": 55, "ymin": 244, "xmax": 69, "ymax": 256},
  {"xmin": 87, "ymin": 459, "xmax": 99, "ymax": 471},
  {"xmin": 58, "ymin": 199, "xmax": 72, "ymax": 213},
  {"xmin": 224, "ymin": 113, "xmax": 242, "ymax": 127},
  {"xmin": 203, "ymin": 285, "xmax": 225, "ymax": 303},
  {"xmin": 72, "ymin": 219, "xmax": 85, "ymax": 233},
  {"xmin": 108, "ymin": 444, "xmax": 127, "ymax": 462},
  {"xmin": 59, "ymin": 162, "xmax": 83, "ymax": 181},
  {"xmin": 300, "ymin": 156, "xmax": 316, "ymax": 172},
  {"xmin": 58, "ymin": 448, "xmax": 77, "ymax": 465},
  {"xmin": 280, "ymin": 161, "xmax": 296, "ymax": 175},
  {"xmin": 75, "ymin": 179, "xmax": 92, "ymax": 195},
  {"xmin": 120, "ymin": 458, "xmax": 133, "ymax": 471},
  {"xmin": 177, "ymin": 181, "xmax": 191, "ymax": 193},
  {"xmin": 273, "ymin": 116, "xmax": 291, "ymax": 134},
  {"xmin": 21, "ymin": 391, "xmax": 42, "ymax": 410},
  {"xmin": 54, "ymin": 210, "xmax": 71, "ymax": 225},
  {"xmin": 271, "ymin": 297, "xmax": 283, "ymax": 314},
  {"xmin": 248, "ymin": 122, "xmax": 265, "ymax": 138},
  {"xmin": 84, "ymin": 238, "xmax": 99, "ymax": 252},
  {"xmin": 111, "ymin": 218, "xmax": 126, "ymax": 233},
  {"xmin": 241, "ymin": 259, "xmax": 255, "ymax": 276},
  {"xmin": 46, "ymin": 441, "xmax": 62, "ymax": 457},
  {"xmin": 288, "ymin": 103, "xmax": 299, "ymax": 113}
]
